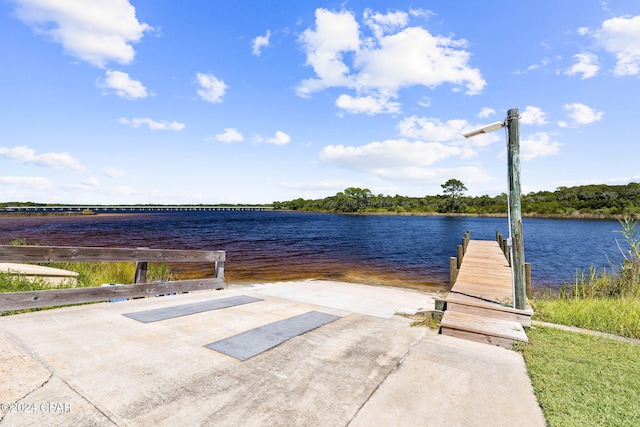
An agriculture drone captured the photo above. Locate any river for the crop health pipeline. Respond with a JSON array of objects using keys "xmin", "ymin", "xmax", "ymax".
[{"xmin": 0, "ymin": 211, "xmax": 627, "ymax": 292}]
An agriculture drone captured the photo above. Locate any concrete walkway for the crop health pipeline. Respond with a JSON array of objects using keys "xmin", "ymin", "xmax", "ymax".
[{"xmin": 0, "ymin": 280, "xmax": 546, "ymax": 426}]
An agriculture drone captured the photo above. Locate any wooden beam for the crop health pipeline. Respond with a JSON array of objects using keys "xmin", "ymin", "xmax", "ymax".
[
  {"xmin": 0, "ymin": 245, "xmax": 225, "ymax": 263},
  {"xmin": 0, "ymin": 278, "xmax": 225, "ymax": 311}
]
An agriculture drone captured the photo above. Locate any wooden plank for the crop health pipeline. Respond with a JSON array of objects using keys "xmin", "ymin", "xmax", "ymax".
[
  {"xmin": 0, "ymin": 245, "xmax": 225, "ymax": 264},
  {"xmin": 450, "ymin": 239, "xmax": 514, "ymax": 302},
  {"xmin": 440, "ymin": 326, "xmax": 518, "ymax": 348},
  {"xmin": 446, "ymin": 293, "xmax": 532, "ymax": 327},
  {"xmin": 0, "ymin": 278, "xmax": 225, "ymax": 311},
  {"xmin": 441, "ymin": 310, "xmax": 528, "ymax": 343}
]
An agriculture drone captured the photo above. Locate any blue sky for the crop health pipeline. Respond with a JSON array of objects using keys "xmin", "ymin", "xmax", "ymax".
[{"xmin": 1, "ymin": 1, "xmax": 640, "ymax": 204}]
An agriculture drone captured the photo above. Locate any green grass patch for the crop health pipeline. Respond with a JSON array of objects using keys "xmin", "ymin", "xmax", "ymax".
[
  {"xmin": 0, "ymin": 262, "xmax": 174, "ymax": 293},
  {"xmin": 533, "ymin": 297, "xmax": 640, "ymax": 339},
  {"xmin": 521, "ymin": 326, "xmax": 640, "ymax": 427}
]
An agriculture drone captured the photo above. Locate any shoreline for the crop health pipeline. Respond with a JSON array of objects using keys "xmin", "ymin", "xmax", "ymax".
[
  {"xmin": 0, "ymin": 210, "xmax": 631, "ymax": 221},
  {"xmin": 275, "ymin": 210, "xmax": 632, "ymax": 221}
]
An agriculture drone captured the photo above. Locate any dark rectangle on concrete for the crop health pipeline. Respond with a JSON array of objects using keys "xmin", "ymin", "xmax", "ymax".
[
  {"xmin": 205, "ymin": 311, "xmax": 341, "ymax": 360},
  {"xmin": 123, "ymin": 295, "xmax": 262, "ymax": 323}
]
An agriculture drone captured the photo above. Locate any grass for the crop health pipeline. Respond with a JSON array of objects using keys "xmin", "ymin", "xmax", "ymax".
[
  {"xmin": 1, "ymin": 259, "xmax": 175, "ymax": 315},
  {"xmin": 533, "ymin": 297, "xmax": 640, "ymax": 339},
  {"xmin": 0, "ymin": 262, "xmax": 174, "ymax": 293},
  {"xmin": 521, "ymin": 218, "xmax": 640, "ymax": 425},
  {"xmin": 520, "ymin": 326, "xmax": 640, "ymax": 427}
]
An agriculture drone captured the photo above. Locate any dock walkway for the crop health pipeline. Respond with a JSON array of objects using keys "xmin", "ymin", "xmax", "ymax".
[{"xmin": 441, "ymin": 240, "xmax": 533, "ymax": 348}]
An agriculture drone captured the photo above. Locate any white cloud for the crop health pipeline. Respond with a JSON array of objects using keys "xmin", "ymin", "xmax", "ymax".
[
  {"xmin": 478, "ymin": 107, "xmax": 496, "ymax": 118},
  {"xmin": 563, "ymin": 103, "xmax": 604, "ymax": 125},
  {"xmin": 397, "ymin": 116, "xmax": 470, "ymax": 142},
  {"xmin": 565, "ymin": 53, "xmax": 600, "ymax": 79},
  {"xmin": 97, "ymin": 70, "xmax": 148, "ymax": 99},
  {"xmin": 195, "ymin": 72, "xmax": 228, "ymax": 103},
  {"xmin": 363, "ymin": 9, "xmax": 408, "ymax": 39},
  {"xmin": 82, "ymin": 177, "xmax": 100, "ymax": 187},
  {"xmin": 417, "ymin": 97, "xmax": 431, "ymax": 108},
  {"xmin": 296, "ymin": 8, "xmax": 485, "ymax": 114},
  {"xmin": 0, "ymin": 146, "xmax": 85, "ymax": 171},
  {"xmin": 119, "ymin": 117, "xmax": 185, "ymax": 131},
  {"xmin": 520, "ymin": 132, "xmax": 561, "ymax": 160},
  {"xmin": 515, "ymin": 58, "xmax": 551, "ymax": 74},
  {"xmin": 215, "ymin": 128, "xmax": 244, "ymax": 143},
  {"xmin": 252, "ymin": 30, "xmax": 271, "ymax": 56},
  {"xmin": 0, "ymin": 176, "xmax": 53, "ymax": 190},
  {"xmin": 520, "ymin": 106, "xmax": 549, "ymax": 125},
  {"xmin": 335, "ymin": 94, "xmax": 401, "ymax": 115},
  {"xmin": 354, "ymin": 26, "xmax": 485, "ymax": 94},
  {"xmin": 103, "ymin": 167, "xmax": 127, "ymax": 178},
  {"xmin": 255, "ymin": 131, "xmax": 291, "ymax": 146},
  {"xmin": 296, "ymin": 8, "xmax": 360, "ymax": 97},
  {"xmin": 319, "ymin": 139, "xmax": 490, "ymax": 185},
  {"xmin": 13, "ymin": 0, "xmax": 152, "ymax": 68},
  {"xmin": 320, "ymin": 139, "xmax": 461, "ymax": 171},
  {"xmin": 595, "ymin": 15, "xmax": 640, "ymax": 76},
  {"xmin": 577, "ymin": 27, "xmax": 590, "ymax": 36}
]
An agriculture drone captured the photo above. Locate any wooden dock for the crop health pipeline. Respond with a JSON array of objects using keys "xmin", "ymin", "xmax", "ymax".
[{"xmin": 440, "ymin": 238, "xmax": 532, "ymax": 348}]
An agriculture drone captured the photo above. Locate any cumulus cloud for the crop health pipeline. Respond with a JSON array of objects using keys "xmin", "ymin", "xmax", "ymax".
[
  {"xmin": 520, "ymin": 132, "xmax": 561, "ymax": 160},
  {"xmin": 215, "ymin": 128, "xmax": 244, "ymax": 143},
  {"xmin": 363, "ymin": 8, "xmax": 408, "ymax": 39},
  {"xmin": 520, "ymin": 106, "xmax": 549, "ymax": 125},
  {"xmin": 119, "ymin": 117, "xmax": 185, "ymax": 131},
  {"xmin": 319, "ymin": 138, "xmax": 492, "ymax": 184},
  {"xmin": 296, "ymin": 8, "xmax": 485, "ymax": 115},
  {"xmin": 13, "ymin": 0, "xmax": 152, "ymax": 68},
  {"xmin": 97, "ymin": 70, "xmax": 148, "ymax": 99},
  {"xmin": 320, "ymin": 139, "xmax": 461, "ymax": 171},
  {"xmin": 397, "ymin": 116, "xmax": 470, "ymax": 142},
  {"xmin": 195, "ymin": 72, "xmax": 228, "ymax": 103},
  {"xmin": 563, "ymin": 103, "xmax": 604, "ymax": 125},
  {"xmin": 252, "ymin": 30, "xmax": 271, "ymax": 56},
  {"xmin": 255, "ymin": 131, "xmax": 291, "ymax": 146},
  {"xmin": 0, "ymin": 176, "xmax": 53, "ymax": 190},
  {"xmin": 336, "ymin": 94, "xmax": 401, "ymax": 115},
  {"xmin": 478, "ymin": 107, "xmax": 496, "ymax": 118},
  {"xmin": 565, "ymin": 53, "xmax": 600, "ymax": 79},
  {"xmin": 595, "ymin": 15, "xmax": 640, "ymax": 76},
  {"xmin": 0, "ymin": 146, "xmax": 85, "ymax": 171}
]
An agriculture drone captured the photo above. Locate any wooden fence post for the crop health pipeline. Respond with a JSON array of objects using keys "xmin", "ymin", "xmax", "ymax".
[
  {"xmin": 525, "ymin": 262, "xmax": 532, "ymax": 298},
  {"xmin": 449, "ymin": 257, "xmax": 458, "ymax": 289},
  {"xmin": 134, "ymin": 262, "xmax": 148, "ymax": 284}
]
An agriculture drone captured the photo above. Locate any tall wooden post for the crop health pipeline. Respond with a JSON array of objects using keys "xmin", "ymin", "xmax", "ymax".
[{"xmin": 507, "ymin": 108, "xmax": 526, "ymax": 310}]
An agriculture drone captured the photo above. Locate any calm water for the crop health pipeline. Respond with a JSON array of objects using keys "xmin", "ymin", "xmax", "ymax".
[{"xmin": 0, "ymin": 211, "xmax": 626, "ymax": 292}]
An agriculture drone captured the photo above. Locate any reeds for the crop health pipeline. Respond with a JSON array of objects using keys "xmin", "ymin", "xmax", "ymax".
[{"xmin": 533, "ymin": 217, "xmax": 640, "ymax": 338}]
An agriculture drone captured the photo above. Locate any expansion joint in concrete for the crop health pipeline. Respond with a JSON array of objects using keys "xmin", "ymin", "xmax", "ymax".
[{"xmin": 345, "ymin": 329, "xmax": 426, "ymax": 426}]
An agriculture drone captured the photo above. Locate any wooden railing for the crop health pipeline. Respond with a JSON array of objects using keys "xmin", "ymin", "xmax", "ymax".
[
  {"xmin": 449, "ymin": 230, "xmax": 471, "ymax": 287},
  {"xmin": 0, "ymin": 245, "xmax": 225, "ymax": 311}
]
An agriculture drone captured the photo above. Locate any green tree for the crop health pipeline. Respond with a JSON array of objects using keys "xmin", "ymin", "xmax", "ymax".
[{"xmin": 441, "ymin": 179, "xmax": 467, "ymax": 212}]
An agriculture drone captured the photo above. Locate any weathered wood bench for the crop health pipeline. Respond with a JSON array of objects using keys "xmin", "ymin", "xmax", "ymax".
[{"xmin": 0, "ymin": 245, "xmax": 225, "ymax": 312}]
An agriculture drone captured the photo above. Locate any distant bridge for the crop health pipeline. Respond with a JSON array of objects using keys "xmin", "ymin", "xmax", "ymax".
[{"xmin": 2, "ymin": 205, "xmax": 273, "ymax": 213}]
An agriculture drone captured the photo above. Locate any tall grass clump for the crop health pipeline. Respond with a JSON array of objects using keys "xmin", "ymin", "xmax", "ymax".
[
  {"xmin": 0, "ymin": 262, "xmax": 174, "ymax": 293},
  {"xmin": 0, "ymin": 239, "xmax": 174, "ymax": 292},
  {"xmin": 533, "ymin": 217, "xmax": 640, "ymax": 338},
  {"xmin": 47, "ymin": 261, "xmax": 174, "ymax": 288}
]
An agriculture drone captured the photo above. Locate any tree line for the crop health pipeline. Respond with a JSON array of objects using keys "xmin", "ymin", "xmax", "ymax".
[{"xmin": 272, "ymin": 182, "xmax": 640, "ymax": 217}]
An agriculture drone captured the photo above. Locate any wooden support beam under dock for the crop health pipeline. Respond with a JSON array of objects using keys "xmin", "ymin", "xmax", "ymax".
[{"xmin": 441, "ymin": 238, "xmax": 533, "ymax": 348}]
